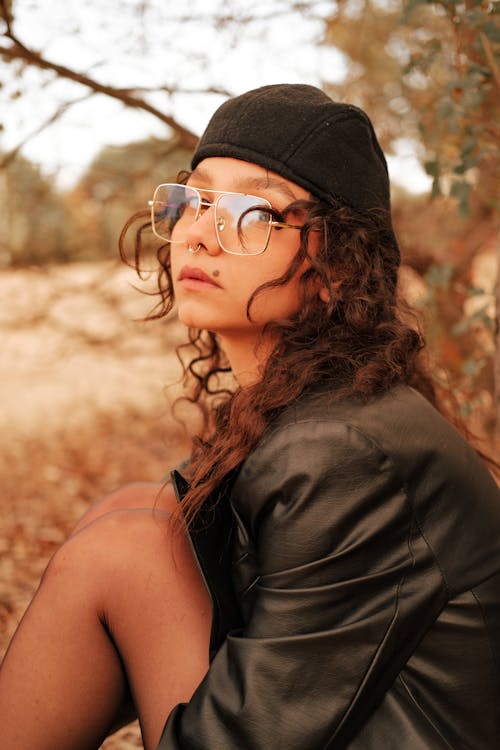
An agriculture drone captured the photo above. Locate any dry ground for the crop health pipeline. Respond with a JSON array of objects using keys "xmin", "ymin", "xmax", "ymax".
[{"xmin": 0, "ymin": 261, "xmax": 193, "ymax": 748}]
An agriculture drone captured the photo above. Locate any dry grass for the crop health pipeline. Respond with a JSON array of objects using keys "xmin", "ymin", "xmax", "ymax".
[{"xmin": 1, "ymin": 409, "xmax": 191, "ymax": 748}]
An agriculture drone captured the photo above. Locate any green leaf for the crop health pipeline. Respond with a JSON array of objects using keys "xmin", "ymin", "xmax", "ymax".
[
  {"xmin": 461, "ymin": 136, "xmax": 478, "ymax": 155},
  {"xmin": 436, "ymin": 98, "xmax": 455, "ymax": 118},
  {"xmin": 452, "ymin": 318, "xmax": 470, "ymax": 336},
  {"xmin": 466, "ymin": 8, "xmax": 488, "ymax": 29},
  {"xmin": 450, "ymin": 180, "xmax": 471, "ymax": 215},
  {"xmin": 461, "ymin": 357, "xmax": 486, "ymax": 377},
  {"xmin": 424, "ymin": 159, "xmax": 440, "ymax": 177},
  {"xmin": 459, "ymin": 401, "xmax": 472, "ymax": 417},
  {"xmin": 483, "ymin": 20, "xmax": 500, "ymax": 43},
  {"xmin": 402, "ymin": 0, "xmax": 430, "ymax": 22},
  {"xmin": 469, "ymin": 65, "xmax": 492, "ymax": 79},
  {"xmin": 468, "ymin": 285, "xmax": 487, "ymax": 296},
  {"xmin": 425, "ymin": 263, "xmax": 454, "ymax": 289},
  {"xmin": 431, "ymin": 175, "xmax": 441, "ymax": 199}
]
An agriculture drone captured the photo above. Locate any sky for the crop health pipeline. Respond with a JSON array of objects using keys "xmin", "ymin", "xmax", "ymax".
[{"xmin": 0, "ymin": 0, "xmax": 432, "ymax": 193}]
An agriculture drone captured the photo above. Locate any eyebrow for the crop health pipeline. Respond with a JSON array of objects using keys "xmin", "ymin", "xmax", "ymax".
[{"xmin": 189, "ymin": 166, "xmax": 299, "ymax": 204}]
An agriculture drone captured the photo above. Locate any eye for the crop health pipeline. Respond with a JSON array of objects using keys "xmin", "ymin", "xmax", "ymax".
[
  {"xmin": 199, "ymin": 198, "xmax": 213, "ymax": 214},
  {"xmin": 248, "ymin": 205, "xmax": 273, "ymax": 222},
  {"xmin": 244, "ymin": 207, "xmax": 272, "ymax": 224},
  {"xmin": 176, "ymin": 195, "xmax": 198, "ymax": 221},
  {"xmin": 259, "ymin": 208, "xmax": 273, "ymax": 222}
]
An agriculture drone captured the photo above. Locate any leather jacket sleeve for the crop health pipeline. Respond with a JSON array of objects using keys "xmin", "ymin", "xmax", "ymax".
[{"xmin": 157, "ymin": 416, "xmax": 452, "ymax": 749}]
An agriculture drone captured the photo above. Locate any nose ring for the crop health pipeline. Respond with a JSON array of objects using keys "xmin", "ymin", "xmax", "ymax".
[{"xmin": 188, "ymin": 244, "xmax": 202, "ymax": 254}]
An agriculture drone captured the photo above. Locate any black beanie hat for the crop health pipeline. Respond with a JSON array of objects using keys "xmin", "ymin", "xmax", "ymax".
[{"xmin": 192, "ymin": 83, "xmax": 394, "ymax": 220}]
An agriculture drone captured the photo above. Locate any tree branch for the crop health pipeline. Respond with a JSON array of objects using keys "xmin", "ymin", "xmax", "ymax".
[
  {"xmin": 113, "ymin": 84, "xmax": 232, "ymax": 98},
  {"xmin": 479, "ymin": 32, "xmax": 500, "ymax": 89},
  {"xmin": 0, "ymin": 0, "xmax": 13, "ymax": 35},
  {"xmin": 0, "ymin": 93, "xmax": 95, "ymax": 169},
  {"xmin": 0, "ymin": 34, "xmax": 198, "ymax": 148}
]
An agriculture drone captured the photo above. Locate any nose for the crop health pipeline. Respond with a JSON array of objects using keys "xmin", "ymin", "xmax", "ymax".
[{"xmin": 185, "ymin": 205, "xmax": 222, "ymax": 256}]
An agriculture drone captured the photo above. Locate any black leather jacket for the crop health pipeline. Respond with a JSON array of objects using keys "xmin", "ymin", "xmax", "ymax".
[{"xmin": 158, "ymin": 385, "xmax": 500, "ymax": 749}]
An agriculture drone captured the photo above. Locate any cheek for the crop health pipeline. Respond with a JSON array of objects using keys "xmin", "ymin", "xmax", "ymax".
[
  {"xmin": 242, "ymin": 250, "xmax": 307, "ymax": 319},
  {"xmin": 247, "ymin": 273, "xmax": 304, "ymax": 323}
]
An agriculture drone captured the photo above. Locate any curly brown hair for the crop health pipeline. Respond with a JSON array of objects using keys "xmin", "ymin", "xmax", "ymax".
[{"xmin": 119, "ymin": 186, "xmax": 441, "ymax": 524}]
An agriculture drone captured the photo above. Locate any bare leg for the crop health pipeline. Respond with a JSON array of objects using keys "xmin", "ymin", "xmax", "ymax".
[{"xmin": 0, "ymin": 483, "xmax": 211, "ymax": 750}]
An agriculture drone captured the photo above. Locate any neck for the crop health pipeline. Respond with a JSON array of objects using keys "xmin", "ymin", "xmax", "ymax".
[{"xmin": 218, "ymin": 330, "xmax": 273, "ymax": 387}]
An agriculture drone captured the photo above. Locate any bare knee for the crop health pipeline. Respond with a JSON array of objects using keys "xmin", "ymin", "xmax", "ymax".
[
  {"xmin": 47, "ymin": 509, "xmax": 204, "ymax": 615},
  {"xmin": 52, "ymin": 508, "xmax": 171, "ymax": 580}
]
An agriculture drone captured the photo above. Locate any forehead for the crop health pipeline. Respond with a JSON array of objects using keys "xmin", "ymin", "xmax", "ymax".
[{"xmin": 188, "ymin": 157, "xmax": 309, "ymax": 204}]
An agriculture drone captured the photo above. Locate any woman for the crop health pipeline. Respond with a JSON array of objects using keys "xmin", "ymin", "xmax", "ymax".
[{"xmin": 1, "ymin": 84, "xmax": 499, "ymax": 749}]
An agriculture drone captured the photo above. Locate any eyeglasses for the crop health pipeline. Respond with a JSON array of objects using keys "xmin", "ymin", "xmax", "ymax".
[{"xmin": 148, "ymin": 183, "xmax": 302, "ymax": 255}]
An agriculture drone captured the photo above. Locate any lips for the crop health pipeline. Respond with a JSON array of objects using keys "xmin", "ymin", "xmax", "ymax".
[{"xmin": 178, "ymin": 265, "xmax": 222, "ymax": 288}]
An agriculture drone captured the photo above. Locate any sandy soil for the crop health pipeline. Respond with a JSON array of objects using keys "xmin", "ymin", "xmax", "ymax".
[
  {"xmin": 0, "ymin": 261, "xmax": 193, "ymax": 748},
  {"xmin": 0, "ymin": 261, "xmax": 188, "ymax": 433}
]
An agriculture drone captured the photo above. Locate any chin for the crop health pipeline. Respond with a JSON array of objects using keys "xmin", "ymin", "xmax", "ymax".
[{"xmin": 177, "ymin": 306, "xmax": 216, "ymax": 331}]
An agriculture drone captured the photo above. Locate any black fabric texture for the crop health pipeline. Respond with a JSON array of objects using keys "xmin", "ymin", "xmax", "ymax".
[
  {"xmin": 191, "ymin": 84, "xmax": 391, "ymax": 214},
  {"xmin": 159, "ymin": 385, "xmax": 500, "ymax": 749}
]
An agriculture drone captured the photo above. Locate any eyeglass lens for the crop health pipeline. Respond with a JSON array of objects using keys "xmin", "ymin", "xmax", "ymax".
[{"xmin": 151, "ymin": 185, "xmax": 272, "ymax": 254}]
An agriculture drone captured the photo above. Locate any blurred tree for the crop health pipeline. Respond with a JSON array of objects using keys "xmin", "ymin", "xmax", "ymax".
[
  {"xmin": 0, "ymin": 152, "xmax": 78, "ymax": 265},
  {"xmin": 68, "ymin": 137, "xmax": 192, "ymax": 259},
  {"xmin": 323, "ymin": 0, "xmax": 498, "ymax": 211},
  {"xmin": 0, "ymin": 0, "xmax": 324, "ymax": 162},
  {"xmin": 322, "ymin": 0, "xmax": 499, "ymax": 435},
  {"xmin": 0, "ymin": 0, "xmax": 198, "ymax": 155}
]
